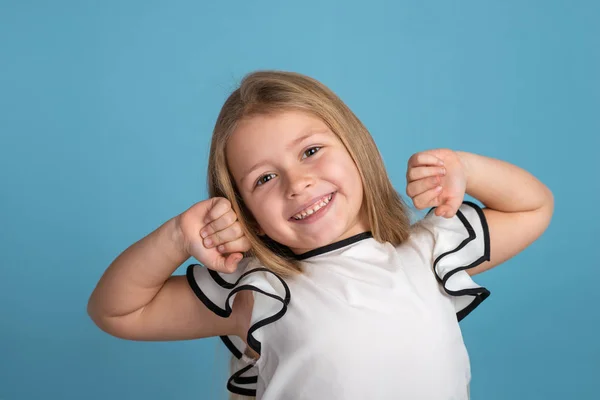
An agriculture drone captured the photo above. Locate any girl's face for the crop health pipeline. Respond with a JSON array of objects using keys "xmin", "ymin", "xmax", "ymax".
[{"xmin": 227, "ymin": 110, "xmax": 370, "ymax": 254}]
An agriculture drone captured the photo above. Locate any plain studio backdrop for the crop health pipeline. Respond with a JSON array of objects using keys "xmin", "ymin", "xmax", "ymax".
[{"xmin": 1, "ymin": 1, "xmax": 598, "ymax": 399}]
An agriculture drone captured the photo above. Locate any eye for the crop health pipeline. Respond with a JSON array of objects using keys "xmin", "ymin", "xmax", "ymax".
[
  {"xmin": 256, "ymin": 173, "xmax": 277, "ymax": 187},
  {"xmin": 302, "ymin": 146, "xmax": 322, "ymax": 159}
]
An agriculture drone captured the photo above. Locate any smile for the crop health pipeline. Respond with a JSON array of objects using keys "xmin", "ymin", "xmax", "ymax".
[{"xmin": 291, "ymin": 193, "xmax": 335, "ymax": 221}]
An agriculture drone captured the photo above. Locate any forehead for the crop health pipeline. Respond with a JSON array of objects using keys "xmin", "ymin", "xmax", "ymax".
[
  {"xmin": 226, "ymin": 110, "xmax": 331, "ymax": 177},
  {"xmin": 231, "ymin": 110, "xmax": 328, "ymax": 146}
]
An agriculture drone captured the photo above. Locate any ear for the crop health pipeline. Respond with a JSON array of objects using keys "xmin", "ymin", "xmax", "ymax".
[{"xmin": 256, "ymin": 227, "xmax": 265, "ymax": 236}]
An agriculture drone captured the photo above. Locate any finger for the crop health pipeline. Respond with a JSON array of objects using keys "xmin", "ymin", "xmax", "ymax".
[
  {"xmin": 406, "ymin": 166, "xmax": 446, "ymax": 182},
  {"xmin": 222, "ymin": 253, "xmax": 245, "ymax": 273},
  {"xmin": 203, "ymin": 221, "xmax": 243, "ymax": 248},
  {"xmin": 435, "ymin": 197, "xmax": 463, "ymax": 218},
  {"xmin": 215, "ymin": 236, "xmax": 252, "ymax": 255},
  {"xmin": 407, "ymin": 152, "xmax": 445, "ymax": 168},
  {"xmin": 201, "ymin": 210, "xmax": 237, "ymax": 238},
  {"xmin": 211, "ymin": 252, "xmax": 244, "ymax": 274},
  {"xmin": 434, "ymin": 205, "xmax": 449, "ymax": 217},
  {"xmin": 204, "ymin": 197, "xmax": 232, "ymax": 224},
  {"xmin": 412, "ymin": 186, "xmax": 443, "ymax": 210},
  {"xmin": 406, "ymin": 176, "xmax": 442, "ymax": 198}
]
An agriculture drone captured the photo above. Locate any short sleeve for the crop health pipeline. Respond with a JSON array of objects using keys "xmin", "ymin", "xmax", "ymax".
[
  {"xmin": 419, "ymin": 201, "xmax": 491, "ymax": 321},
  {"xmin": 186, "ymin": 258, "xmax": 290, "ymax": 397}
]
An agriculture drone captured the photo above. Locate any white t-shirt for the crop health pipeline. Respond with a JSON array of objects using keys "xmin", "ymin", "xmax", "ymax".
[{"xmin": 187, "ymin": 202, "xmax": 490, "ymax": 399}]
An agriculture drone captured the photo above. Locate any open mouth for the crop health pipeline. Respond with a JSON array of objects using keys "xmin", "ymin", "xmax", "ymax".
[{"xmin": 290, "ymin": 192, "xmax": 335, "ymax": 223}]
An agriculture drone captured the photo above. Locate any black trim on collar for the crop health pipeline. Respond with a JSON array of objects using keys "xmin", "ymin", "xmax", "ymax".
[{"xmin": 294, "ymin": 231, "xmax": 373, "ymax": 260}]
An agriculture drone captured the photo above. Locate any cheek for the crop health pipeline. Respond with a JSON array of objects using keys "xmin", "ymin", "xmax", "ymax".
[
  {"xmin": 325, "ymin": 151, "xmax": 363, "ymax": 192},
  {"xmin": 338, "ymin": 158, "xmax": 364, "ymax": 212},
  {"xmin": 347, "ymin": 170, "xmax": 364, "ymax": 207},
  {"xmin": 244, "ymin": 194, "xmax": 281, "ymax": 226},
  {"xmin": 245, "ymin": 199, "xmax": 265, "ymax": 219}
]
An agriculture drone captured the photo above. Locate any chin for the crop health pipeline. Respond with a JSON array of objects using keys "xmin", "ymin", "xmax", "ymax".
[{"xmin": 290, "ymin": 227, "xmax": 347, "ymax": 251}]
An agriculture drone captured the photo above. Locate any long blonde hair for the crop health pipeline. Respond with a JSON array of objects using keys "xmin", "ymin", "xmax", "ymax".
[
  {"xmin": 207, "ymin": 70, "xmax": 412, "ymax": 399},
  {"xmin": 208, "ymin": 70, "xmax": 411, "ymax": 277}
]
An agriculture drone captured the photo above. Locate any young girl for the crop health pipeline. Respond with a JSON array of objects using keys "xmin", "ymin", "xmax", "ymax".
[{"xmin": 88, "ymin": 71, "xmax": 554, "ymax": 399}]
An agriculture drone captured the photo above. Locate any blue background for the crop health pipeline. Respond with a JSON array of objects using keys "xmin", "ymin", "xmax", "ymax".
[{"xmin": 1, "ymin": 1, "xmax": 598, "ymax": 399}]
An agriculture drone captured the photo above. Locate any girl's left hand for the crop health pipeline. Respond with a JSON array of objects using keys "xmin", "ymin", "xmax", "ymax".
[{"xmin": 405, "ymin": 148, "xmax": 468, "ymax": 218}]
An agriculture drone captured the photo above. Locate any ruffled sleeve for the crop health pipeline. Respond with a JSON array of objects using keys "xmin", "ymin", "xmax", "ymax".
[
  {"xmin": 186, "ymin": 258, "xmax": 290, "ymax": 397},
  {"xmin": 420, "ymin": 201, "xmax": 491, "ymax": 321}
]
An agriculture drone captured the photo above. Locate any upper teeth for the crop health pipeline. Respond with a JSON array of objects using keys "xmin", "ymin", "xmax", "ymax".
[{"xmin": 293, "ymin": 194, "xmax": 332, "ymax": 220}]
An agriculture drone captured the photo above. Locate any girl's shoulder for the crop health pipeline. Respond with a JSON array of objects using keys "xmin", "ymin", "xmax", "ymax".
[
  {"xmin": 186, "ymin": 257, "xmax": 290, "ymax": 395},
  {"xmin": 403, "ymin": 201, "xmax": 492, "ymax": 321},
  {"xmin": 188, "ymin": 257, "xmax": 288, "ymax": 302},
  {"xmin": 408, "ymin": 201, "xmax": 490, "ymax": 255},
  {"xmin": 186, "ymin": 257, "xmax": 290, "ymax": 333}
]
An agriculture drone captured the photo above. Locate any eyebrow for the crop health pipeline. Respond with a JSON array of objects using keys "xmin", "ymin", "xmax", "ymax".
[
  {"xmin": 286, "ymin": 132, "xmax": 317, "ymax": 151},
  {"xmin": 240, "ymin": 132, "xmax": 324, "ymax": 184}
]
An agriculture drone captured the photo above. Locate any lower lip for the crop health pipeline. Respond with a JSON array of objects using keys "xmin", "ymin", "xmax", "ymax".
[{"xmin": 290, "ymin": 192, "xmax": 336, "ymax": 224}]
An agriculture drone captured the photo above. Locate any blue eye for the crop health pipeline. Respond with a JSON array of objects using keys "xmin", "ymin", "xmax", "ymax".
[
  {"xmin": 256, "ymin": 173, "xmax": 276, "ymax": 187},
  {"xmin": 302, "ymin": 146, "xmax": 321, "ymax": 159}
]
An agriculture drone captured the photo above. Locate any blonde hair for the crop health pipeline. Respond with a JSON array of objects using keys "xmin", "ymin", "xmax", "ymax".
[
  {"xmin": 208, "ymin": 70, "xmax": 411, "ymax": 277},
  {"xmin": 207, "ymin": 70, "xmax": 412, "ymax": 399}
]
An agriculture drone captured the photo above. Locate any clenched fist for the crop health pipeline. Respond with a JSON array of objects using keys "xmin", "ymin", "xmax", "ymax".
[
  {"xmin": 177, "ymin": 197, "xmax": 252, "ymax": 273},
  {"xmin": 406, "ymin": 149, "xmax": 468, "ymax": 218}
]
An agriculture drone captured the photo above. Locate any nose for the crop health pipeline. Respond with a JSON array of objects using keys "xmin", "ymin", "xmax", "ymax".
[{"xmin": 285, "ymin": 169, "xmax": 314, "ymax": 198}]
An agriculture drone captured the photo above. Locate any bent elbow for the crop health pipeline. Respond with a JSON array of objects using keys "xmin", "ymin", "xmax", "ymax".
[
  {"xmin": 540, "ymin": 187, "xmax": 555, "ymax": 229},
  {"xmin": 87, "ymin": 298, "xmax": 134, "ymax": 340}
]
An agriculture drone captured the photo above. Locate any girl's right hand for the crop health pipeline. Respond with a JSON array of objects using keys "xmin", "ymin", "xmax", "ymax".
[{"xmin": 177, "ymin": 197, "xmax": 252, "ymax": 273}]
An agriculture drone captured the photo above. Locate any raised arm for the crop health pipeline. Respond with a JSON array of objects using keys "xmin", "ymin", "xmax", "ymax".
[
  {"xmin": 405, "ymin": 149, "xmax": 554, "ymax": 275},
  {"xmin": 456, "ymin": 151, "xmax": 554, "ymax": 275},
  {"xmin": 87, "ymin": 198, "xmax": 252, "ymax": 341}
]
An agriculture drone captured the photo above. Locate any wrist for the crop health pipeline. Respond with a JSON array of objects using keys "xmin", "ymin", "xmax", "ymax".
[
  {"xmin": 454, "ymin": 150, "xmax": 474, "ymax": 191},
  {"xmin": 162, "ymin": 216, "xmax": 190, "ymax": 264}
]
